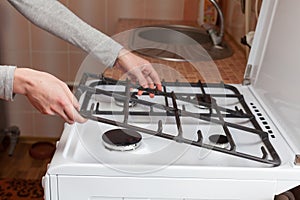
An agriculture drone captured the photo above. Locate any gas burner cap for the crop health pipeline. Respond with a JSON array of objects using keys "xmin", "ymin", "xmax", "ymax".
[
  {"xmin": 114, "ymin": 95, "xmax": 138, "ymax": 107},
  {"xmin": 102, "ymin": 129, "xmax": 142, "ymax": 151},
  {"xmin": 208, "ymin": 134, "xmax": 229, "ymax": 148}
]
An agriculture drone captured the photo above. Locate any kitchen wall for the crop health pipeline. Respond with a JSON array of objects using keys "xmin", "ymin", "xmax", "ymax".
[
  {"xmin": 0, "ymin": 0, "xmax": 188, "ymax": 138},
  {"xmin": 221, "ymin": 0, "xmax": 260, "ymax": 49}
]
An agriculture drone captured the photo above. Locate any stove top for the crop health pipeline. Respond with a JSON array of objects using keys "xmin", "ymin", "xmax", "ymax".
[{"xmin": 59, "ymin": 72, "xmax": 287, "ymax": 174}]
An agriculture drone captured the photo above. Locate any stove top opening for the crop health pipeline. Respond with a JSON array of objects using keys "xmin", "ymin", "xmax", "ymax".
[
  {"xmin": 102, "ymin": 129, "xmax": 142, "ymax": 151},
  {"xmin": 190, "ymin": 95, "xmax": 211, "ymax": 110},
  {"xmin": 114, "ymin": 94, "xmax": 138, "ymax": 108},
  {"xmin": 209, "ymin": 134, "xmax": 229, "ymax": 148}
]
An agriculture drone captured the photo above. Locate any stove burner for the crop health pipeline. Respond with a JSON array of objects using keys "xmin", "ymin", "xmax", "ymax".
[
  {"xmin": 114, "ymin": 95, "xmax": 138, "ymax": 107},
  {"xmin": 208, "ymin": 134, "xmax": 229, "ymax": 148},
  {"xmin": 102, "ymin": 129, "xmax": 142, "ymax": 151},
  {"xmin": 191, "ymin": 95, "xmax": 213, "ymax": 109}
]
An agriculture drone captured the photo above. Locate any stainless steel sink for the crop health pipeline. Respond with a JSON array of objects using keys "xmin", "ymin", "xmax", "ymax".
[
  {"xmin": 137, "ymin": 25, "xmax": 211, "ymax": 45},
  {"xmin": 129, "ymin": 25, "xmax": 233, "ymax": 61}
]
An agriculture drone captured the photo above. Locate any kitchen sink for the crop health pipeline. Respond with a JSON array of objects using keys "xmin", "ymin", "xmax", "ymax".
[
  {"xmin": 137, "ymin": 25, "xmax": 211, "ymax": 45},
  {"xmin": 129, "ymin": 24, "xmax": 233, "ymax": 61}
]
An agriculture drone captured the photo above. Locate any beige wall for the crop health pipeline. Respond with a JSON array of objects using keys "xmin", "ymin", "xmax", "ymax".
[
  {"xmin": 0, "ymin": 0, "xmax": 186, "ymax": 138},
  {"xmin": 221, "ymin": 0, "xmax": 259, "ymax": 49}
]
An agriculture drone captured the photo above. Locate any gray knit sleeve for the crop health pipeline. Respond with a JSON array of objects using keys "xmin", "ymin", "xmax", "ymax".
[
  {"xmin": 7, "ymin": 0, "xmax": 123, "ymax": 68},
  {"xmin": 0, "ymin": 65, "xmax": 16, "ymax": 101}
]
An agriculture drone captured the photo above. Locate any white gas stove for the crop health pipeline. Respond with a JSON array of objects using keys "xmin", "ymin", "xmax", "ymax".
[{"xmin": 43, "ymin": 1, "xmax": 300, "ymax": 199}]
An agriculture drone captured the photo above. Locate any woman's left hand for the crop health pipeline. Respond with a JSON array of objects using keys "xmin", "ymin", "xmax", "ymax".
[{"xmin": 115, "ymin": 49, "xmax": 162, "ymax": 97}]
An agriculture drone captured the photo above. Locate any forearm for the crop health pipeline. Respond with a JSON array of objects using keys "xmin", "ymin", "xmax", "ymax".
[
  {"xmin": 7, "ymin": 0, "xmax": 123, "ymax": 67},
  {"xmin": 0, "ymin": 65, "xmax": 16, "ymax": 101}
]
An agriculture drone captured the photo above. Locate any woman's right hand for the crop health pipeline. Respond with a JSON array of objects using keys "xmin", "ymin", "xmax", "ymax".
[{"xmin": 13, "ymin": 68, "xmax": 86, "ymax": 124}]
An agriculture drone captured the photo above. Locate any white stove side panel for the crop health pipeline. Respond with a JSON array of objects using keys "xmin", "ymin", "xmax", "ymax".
[
  {"xmin": 248, "ymin": 0, "xmax": 300, "ymax": 153},
  {"xmin": 55, "ymin": 175, "xmax": 277, "ymax": 200}
]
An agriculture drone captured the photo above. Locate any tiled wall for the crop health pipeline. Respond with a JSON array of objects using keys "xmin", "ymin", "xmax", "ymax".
[{"xmin": 0, "ymin": 0, "xmax": 186, "ymax": 137}]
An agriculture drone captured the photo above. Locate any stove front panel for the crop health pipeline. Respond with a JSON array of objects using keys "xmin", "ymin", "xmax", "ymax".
[{"xmin": 53, "ymin": 175, "xmax": 276, "ymax": 200}]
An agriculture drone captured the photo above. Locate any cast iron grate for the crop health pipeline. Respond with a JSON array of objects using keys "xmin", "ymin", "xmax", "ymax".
[{"xmin": 75, "ymin": 73, "xmax": 281, "ymax": 166}]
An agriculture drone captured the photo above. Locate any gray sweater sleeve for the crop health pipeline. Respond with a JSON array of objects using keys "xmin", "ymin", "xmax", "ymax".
[
  {"xmin": 7, "ymin": 0, "xmax": 123, "ymax": 68},
  {"xmin": 0, "ymin": 66, "xmax": 16, "ymax": 101}
]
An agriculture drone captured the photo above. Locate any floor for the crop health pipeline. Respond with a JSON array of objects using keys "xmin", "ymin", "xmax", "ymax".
[{"xmin": 0, "ymin": 139, "xmax": 51, "ymax": 180}]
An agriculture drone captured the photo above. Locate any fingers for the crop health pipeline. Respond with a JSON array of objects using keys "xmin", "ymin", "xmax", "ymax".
[
  {"xmin": 64, "ymin": 105, "xmax": 87, "ymax": 124},
  {"xmin": 137, "ymin": 67, "xmax": 162, "ymax": 97},
  {"xmin": 156, "ymin": 83, "xmax": 163, "ymax": 91},
  {"xmin": 149, "ymin": 83, "xmax": 155, "ymax": 98},
  {"xmin": 51, "ymin": 100, "xmax": 87, "ymax": 124},
  {"xmin": 61, "ymin": 82, "xmax": 86, "ymax": 123},
  {"xmin": 147, "ymin": 68, "xmax": 162, "ymax": 88},
  {"xmin": 49, "ymin": 81, "xmax": 86, "ymax": 124},
  {"xmin": 20, "ymin": 68, "xmax": 86, "ymax": 124},
  {"xmin": 63, "ymin": 97, "xmax": 87, "ymax": 124},
  {"xmin": 116, "ymin": 50, "xmax": 162, "ymax": 96}
]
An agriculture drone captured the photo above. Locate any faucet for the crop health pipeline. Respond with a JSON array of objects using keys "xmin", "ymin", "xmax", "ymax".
[{"xmin": 203, "ymin": 0, "xmax": 225, "ymax": 47}]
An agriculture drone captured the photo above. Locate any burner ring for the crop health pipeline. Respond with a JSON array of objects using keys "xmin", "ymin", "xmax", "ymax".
[{"xmin": 102, "ymin": 129, "xmax": 142, "ymax": 151}]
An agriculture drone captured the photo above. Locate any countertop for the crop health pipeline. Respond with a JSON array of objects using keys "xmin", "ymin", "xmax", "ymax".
[{"xmin": 104, "ymin": 19, "xmax": 247, "ymax": 84}]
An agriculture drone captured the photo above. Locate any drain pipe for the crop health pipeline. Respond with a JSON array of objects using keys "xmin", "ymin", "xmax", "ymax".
[{"xmin": 203, "ymin": 0, "xmax": 225, "ymax": 46}]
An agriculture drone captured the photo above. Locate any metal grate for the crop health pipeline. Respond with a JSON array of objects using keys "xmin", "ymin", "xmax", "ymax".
[{"xmin": 75, "ymin": 73, "xmax": 281, "ymax": 166}]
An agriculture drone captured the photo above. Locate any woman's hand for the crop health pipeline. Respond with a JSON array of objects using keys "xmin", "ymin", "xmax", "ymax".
[
  {"xmin": 114, "ymin": 49, "xmax": 162, "ymax": 97},
  {"xmin": 13, "ymin": 68, "xmax": 86, "ymax": 124}
]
